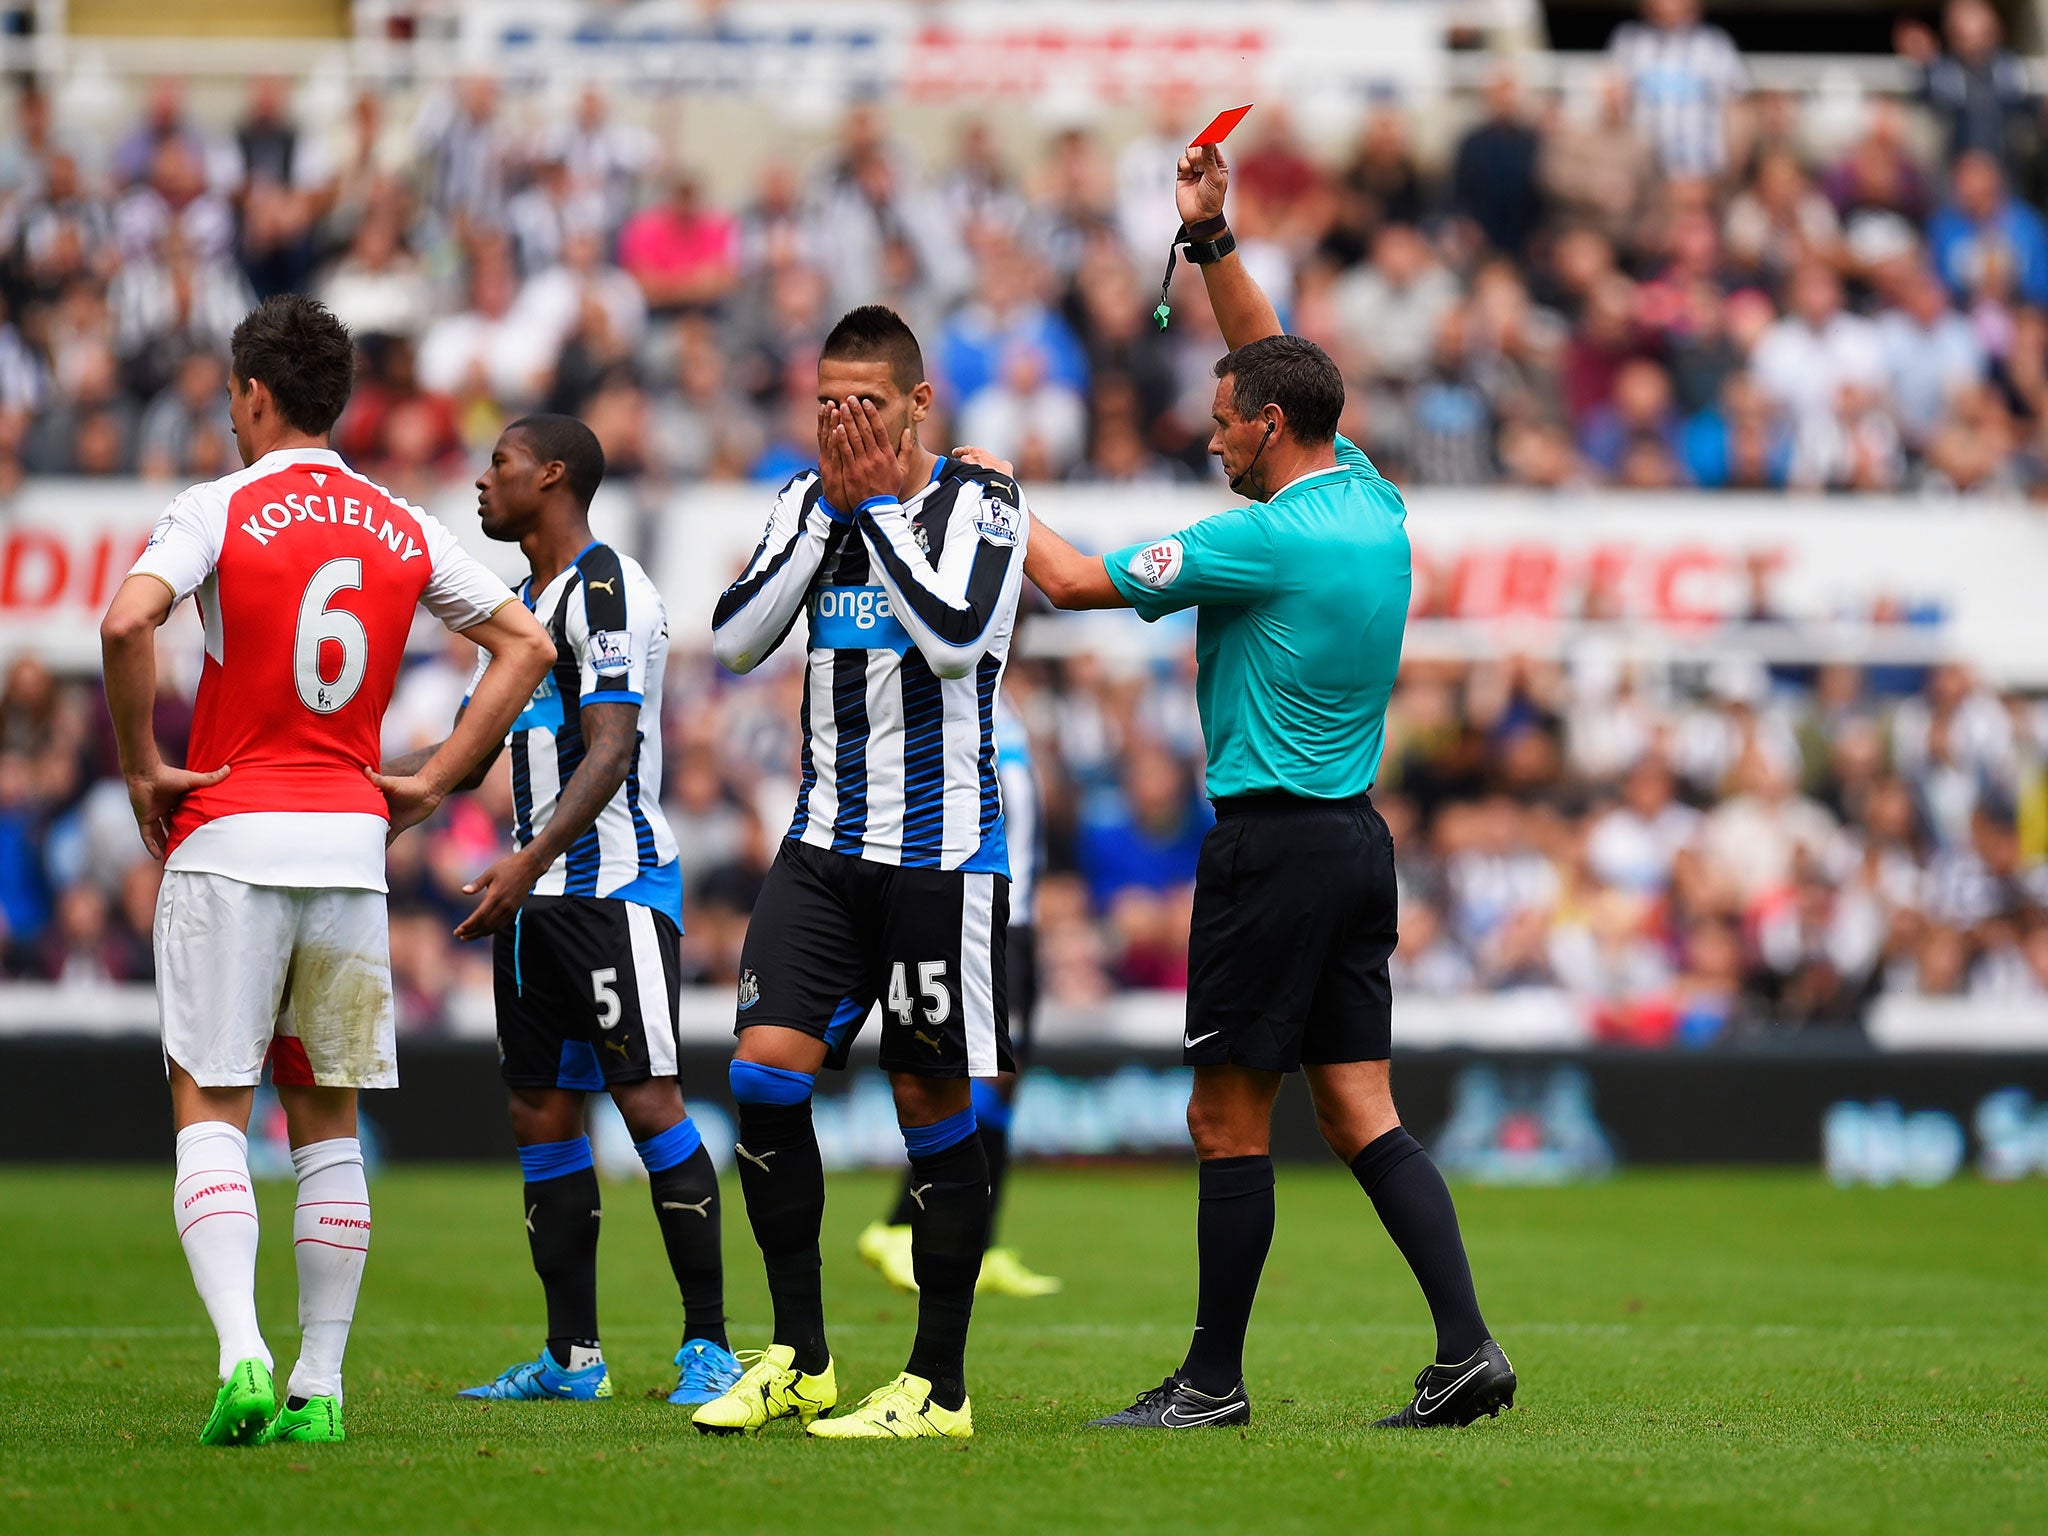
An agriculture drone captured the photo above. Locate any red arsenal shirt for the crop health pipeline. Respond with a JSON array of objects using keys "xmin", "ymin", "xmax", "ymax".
[{"xmin": 129, "ymin": 447, "xmax": 513, "ymax": 890}]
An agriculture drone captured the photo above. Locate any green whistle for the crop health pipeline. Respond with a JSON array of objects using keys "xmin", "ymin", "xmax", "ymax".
[{"xmin": 1154, "ymin": 302, "xmax": 1171, "ymax": 330}]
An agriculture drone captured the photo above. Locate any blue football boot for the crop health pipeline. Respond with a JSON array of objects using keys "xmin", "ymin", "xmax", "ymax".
[
  {"xmin": 668, "ymin": 1339, "xmax": 744, "ymax": 1406},
  {"xmin": 457, "ymin": 1346, "xmax": 613, "ymax": 1401}
]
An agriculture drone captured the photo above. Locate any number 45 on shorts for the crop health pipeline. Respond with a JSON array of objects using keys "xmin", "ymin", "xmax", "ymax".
[{"xmin": 887, "ymin": 960, "xmax": 951, "ymax": 1025}]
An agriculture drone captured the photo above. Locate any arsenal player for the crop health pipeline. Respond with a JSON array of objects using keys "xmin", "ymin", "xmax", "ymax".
[{"xmin": 99, "ymin": 295, "xmax": 555, "ymax": 1447}]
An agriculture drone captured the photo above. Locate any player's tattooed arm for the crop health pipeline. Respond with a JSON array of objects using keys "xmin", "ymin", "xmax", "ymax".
[
  {"xmin": 452, "ymin": 700, "xmax": 637, "ymax": 939},
  {"xmin": 370, "ymin": 599, "xmax": 554, "ymax": 843},
  {"xmin": 100, "ymin": 574, "xmax": 231, "ymax": 858},
  {"xmin": 381, "ymin": 706, "xmax": 501, "ymax": 794}
]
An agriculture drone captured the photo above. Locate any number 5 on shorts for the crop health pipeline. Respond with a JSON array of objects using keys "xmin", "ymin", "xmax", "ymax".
[
  {"xmin": 592, "ymin": 967, "xmax": 622, "ymax": 1030},
  {"xmin": 888, "ymin": 960, "xmax": 951, "ymax": 1025}
]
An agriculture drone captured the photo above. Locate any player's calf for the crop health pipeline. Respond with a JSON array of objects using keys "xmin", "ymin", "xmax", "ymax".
[
  {"xmin": 283, "ymin": 1136, "xmax": 370, "ymax": 1413},
  {"xmin": 458, "ymin": 1135, "xmax": 610, "ymax": 1400}
]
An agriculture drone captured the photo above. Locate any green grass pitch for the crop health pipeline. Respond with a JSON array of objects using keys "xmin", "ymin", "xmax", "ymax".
[{"xmin": 4, "ymin": 1164, "xmax": 2046, "ymax": 1534}]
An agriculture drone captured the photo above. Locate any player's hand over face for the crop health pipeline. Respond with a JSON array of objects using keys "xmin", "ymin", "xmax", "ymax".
[
  {"xmin": 816, "ymin": 402, "xmax": 852, "ymax": 510},
  {"xmin": 125, "ymin": 760, "xmax": 231, "ymax": 860},
  {"xmin": 949, "ymin": 444, "xmax": 1015, "ymax": 477},
  {"xmin": 365, "ymin": 767, "xmax": 444, "ymax": 846},
  {"xmin": 1176, "ymin": 143, "xmax": 1229, "ymax": 226},
  {"xmin": 455, "ymin": 848, "xmax": 544, "ymax": 940},
  {"xmin": 837, "ymin": 398, "xmax": 910, "ymax": 506}
]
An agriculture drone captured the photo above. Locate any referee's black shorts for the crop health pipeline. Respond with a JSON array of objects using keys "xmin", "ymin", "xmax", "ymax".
[{"xmin": 1183, "ymin": 792, "xmax": 1397, "ymax": 1072}]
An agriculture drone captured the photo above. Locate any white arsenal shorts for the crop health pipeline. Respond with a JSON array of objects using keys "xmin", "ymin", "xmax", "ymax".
[{"xmin": 155, "ymin": 870, "xmax": 398, "ymax": 1090}]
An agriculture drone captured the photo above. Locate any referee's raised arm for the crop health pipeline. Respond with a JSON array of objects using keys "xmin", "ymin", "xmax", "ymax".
[
  {"xmin": 1172, "ymin": 143, "xmax": 1281, "ymax": 351},
  {"xmin": 1017, "ymin": 139, "xmax": 1340, "ymax": 612}
]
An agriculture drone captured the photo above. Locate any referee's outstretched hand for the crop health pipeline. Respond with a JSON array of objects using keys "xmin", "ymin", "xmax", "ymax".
[{"xmin": 1177, "ymin": 143, "xmax": 1228, "ymax": 226}]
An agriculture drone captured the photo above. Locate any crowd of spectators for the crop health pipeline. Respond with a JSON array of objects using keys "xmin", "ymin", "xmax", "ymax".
[
  {"xmin": 6, "ymin": 0, "xmax": 2048, "ymax": 495},
  {"xmin": 14, "ymin": 629, "xmax": 2048, "ymax": 1047},
  {"xmin": 7, "ymin": 9, "xmax": 2048, "ymax": 1042}
]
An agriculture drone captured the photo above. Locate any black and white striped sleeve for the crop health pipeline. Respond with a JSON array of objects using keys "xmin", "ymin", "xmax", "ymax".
[
  {"xmin": 710, "ymin": 471, "xmax": 837, "ymax": 674},
  {"xmin": 856, "ymin": 473, "xmax": 1029, "ymax": 681}
]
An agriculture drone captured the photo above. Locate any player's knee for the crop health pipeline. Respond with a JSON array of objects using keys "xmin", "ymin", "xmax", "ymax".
[
  {"xmin": 1314, "ymin": 1101, "xmax": 1367, "ymax": 1162},
  {"xmin": 892, "ymin": 1073, "xmax": 970, "ymax": 1127},
  {"xmin": 611, "ymin": 1077, "xmax": 684, "ymax": 1141},
  {"xmin": 729, "ymin": 1057, "xmax": 815, "ymax": 1107},
  {"xmin": 507, "ymin": 1089, "xmax": 578, "ymax": 1145},
  {"xmin": 1186, "ymin": 1096, "xmax": 1265, "ymax": 1160}
]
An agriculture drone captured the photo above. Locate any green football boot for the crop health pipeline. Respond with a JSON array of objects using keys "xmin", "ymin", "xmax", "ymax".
[
  {"xmin": 257, "ymin": 1394, "xmax": 345, "ymax": 1445},
  {"xmin": 199, "ymin": 1358, "xmax": 276, "ymax": 1447}
]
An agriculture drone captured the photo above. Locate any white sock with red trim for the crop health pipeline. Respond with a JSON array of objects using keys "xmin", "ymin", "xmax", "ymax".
[
  {"xmin": 287, "ymin": 1137, "xmax": 370, "ymax": 1403},
  {"xmin": 173, "ymin": 1122, "xmax": 270, "ymax": 1380}
]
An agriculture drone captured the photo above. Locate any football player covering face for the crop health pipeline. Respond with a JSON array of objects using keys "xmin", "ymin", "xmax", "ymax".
[
  {"xmin": 813, "ymin": 352, "xmax": 936, "ymax": 511},
  {"xmin": 704, "ymin": 302, "xmax": 1034, "ymax": 1441}
]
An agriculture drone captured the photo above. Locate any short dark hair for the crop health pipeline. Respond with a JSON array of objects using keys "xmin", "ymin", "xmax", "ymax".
[
  {"xmin": 820, "ymin": 305, "xmax": 925, "ymax": 392},
  {"xmin": 1212, "ymin": 334, "xmax": 1344, "ymax": 445},
  {"xmin": 229, "ymin": 294, "xmax": 355, "ymax": 437},
  {"xmin": 506, "ymin": 414, "xmax": 606, "ymax": 508}
]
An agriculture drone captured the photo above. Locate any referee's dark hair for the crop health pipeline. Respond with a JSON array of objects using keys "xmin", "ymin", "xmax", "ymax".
[
  {"xmin": 1214, "ymin": 335, "xmax": 1345, "ymax": 445},
  {"xmin": 230, "ymin": 294, "xmax": 355, "ymax": 438},
  {"xmin": 507, "ymin": 413, "xmax": 606, "ymax": 509},
  {"xmin": 821, "ymin": 304, "xmax": 926, "ymax": 392}
]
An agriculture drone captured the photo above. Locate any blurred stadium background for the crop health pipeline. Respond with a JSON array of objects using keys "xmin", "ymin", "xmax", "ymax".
[{"xmin": 4, "ymin": 0, "xmax": 2048, "ymax": 1177}]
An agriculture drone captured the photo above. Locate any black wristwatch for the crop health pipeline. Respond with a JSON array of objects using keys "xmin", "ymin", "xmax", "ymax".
[
  {"xmin": 1181, "ymin": 215, "xmax": 1236, "ymax": 266},
  {"xmin": 1153, "ymin": 215, "xmax": 1236, "ymax": 329}
]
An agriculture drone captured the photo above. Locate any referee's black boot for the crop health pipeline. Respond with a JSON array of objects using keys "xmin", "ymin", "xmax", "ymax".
[
  {"xmin": 1372, "ymin": 1339, "xmax": 1516, "ymax": 1428},
  {"xmin": 1089, "ymin": 1375, "xmax": 1250, "ymax": 1429}
]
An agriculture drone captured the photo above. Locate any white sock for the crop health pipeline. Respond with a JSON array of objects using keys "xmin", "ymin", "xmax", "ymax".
[
  {"xmin": 173, "ymin": 1122, "xmax": 270, "ymax": 1380},
  {"xmin": 287, "ymin": 1137, "xmax": 370, "ymax": 1403}
]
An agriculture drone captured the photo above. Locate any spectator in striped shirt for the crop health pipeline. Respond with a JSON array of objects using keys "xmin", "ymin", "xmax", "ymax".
[{"xmin": 1606, "ymin": 0, "xmax": 1748, "ymax": 180}]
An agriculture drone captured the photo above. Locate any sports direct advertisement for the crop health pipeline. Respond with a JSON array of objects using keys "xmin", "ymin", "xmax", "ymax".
[
  {"xmin": 17, "ymin": 480, "xmax": 2048, "ymax": 677},
  {"xmin": 654, "ymin": 486, "xmax": 2048, "ymax": 683}
]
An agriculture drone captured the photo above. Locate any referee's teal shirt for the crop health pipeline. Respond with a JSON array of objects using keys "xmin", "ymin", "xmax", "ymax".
[{"xmin": 1102, "ymin": 435, "xmax": 1409, "ymax": 800}]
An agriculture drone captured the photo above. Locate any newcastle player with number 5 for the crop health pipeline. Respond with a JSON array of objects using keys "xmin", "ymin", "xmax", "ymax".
[
  {"xmin": 1011, "ymin": 137, "xmax": 1517, "ymax": 1432},
  {"xmin": 384, "ymin": 415, "xmax": 735, "ymax": 1413}
]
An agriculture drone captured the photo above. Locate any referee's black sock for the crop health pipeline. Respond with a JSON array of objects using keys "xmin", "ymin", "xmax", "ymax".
[
  {"xmin": 901, "ymin": 1109, "xmax": 989, "ymax": 1412},
  {"xmin": 517, "ymin": 1138, "xmax": 603, "ymax": 1367},
  {"xmin": 1179, "ymin": 1154, "xmax": 1274, "ymax": 1397},
  {"xmin": 1350, "ymin": 1127, "xmax": 1490, "ymax": 1363},
  {"xmin": 730, "ymin": 1064, "xmax": 829, "ymax": 1375},
  {"xmin": 635, "ymin": 1119, "xmax": 727, "ymax": 1351}
]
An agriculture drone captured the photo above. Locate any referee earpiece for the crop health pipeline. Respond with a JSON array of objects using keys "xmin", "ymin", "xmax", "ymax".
[{"xmin": 1228, "ymin": 420, "xmax": 1278, "ymax": 495}]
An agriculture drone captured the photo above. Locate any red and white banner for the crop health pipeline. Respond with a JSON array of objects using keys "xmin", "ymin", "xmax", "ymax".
[
  {"xmin": 16, "ymin": 479, "xmax": 2048, "ymax": 683},
  {"xmin": 654, "ymin": 485, "xmax": 2048, "ymax": 684}
]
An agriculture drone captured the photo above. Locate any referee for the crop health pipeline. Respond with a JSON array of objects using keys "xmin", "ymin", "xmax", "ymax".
[{"xmin": 1009, "ymin": 143, "xmax": 1515, "ymax": 1430}]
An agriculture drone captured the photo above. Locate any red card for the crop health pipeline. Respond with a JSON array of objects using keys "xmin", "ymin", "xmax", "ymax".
[{"xmin": 1189, "ymin": 105, "xmax": 1253, "ymax": 147}]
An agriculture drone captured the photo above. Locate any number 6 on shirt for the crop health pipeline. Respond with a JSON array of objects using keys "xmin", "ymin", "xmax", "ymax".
[{"xmin": 294, "ymin": 557, "xmax": 369, "ymax": 715}]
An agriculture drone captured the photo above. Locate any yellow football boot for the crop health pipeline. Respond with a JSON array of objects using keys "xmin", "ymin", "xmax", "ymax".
[
  {"xmin": 805, "ymin": 1373, "xmax": 972, "ymax": 1440},
  {"xmin": 691, "ymin": 1344, "xmax": 837, "ymax": 1436}
]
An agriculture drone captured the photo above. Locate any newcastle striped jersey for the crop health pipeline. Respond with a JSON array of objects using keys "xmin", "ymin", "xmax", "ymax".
[
  {"xmin": 469, "ymin": 541, "xmax": 682, "ymax": 917},
  {"xmin": 711, "ymin": 458, "xmax": 1030, "ymax": 876}
]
